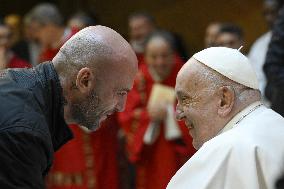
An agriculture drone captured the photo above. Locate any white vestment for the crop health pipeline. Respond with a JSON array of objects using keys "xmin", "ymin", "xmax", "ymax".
[
  {"xmin": 167, "ymin": 101, "xmax": 284, "ymax": 189},
  {"xmin": 248, "ymin": 32, "xmax": 272, "ymax": 105}
]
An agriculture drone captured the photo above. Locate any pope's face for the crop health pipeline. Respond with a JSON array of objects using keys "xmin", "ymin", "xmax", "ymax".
[{"xmin": 175, "ymin": 58, "xmax": 221, "ymax": 149}]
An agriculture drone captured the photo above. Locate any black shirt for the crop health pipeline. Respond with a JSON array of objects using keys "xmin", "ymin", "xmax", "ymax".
[{"xmin": 0, "ymin": 62, "xmax": 73, "ymax": 188}]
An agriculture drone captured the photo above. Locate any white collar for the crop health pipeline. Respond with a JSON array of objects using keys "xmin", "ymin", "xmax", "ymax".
[{"xmin": 218, "ymin": 101, "xmax": 263, "ymax": 135}]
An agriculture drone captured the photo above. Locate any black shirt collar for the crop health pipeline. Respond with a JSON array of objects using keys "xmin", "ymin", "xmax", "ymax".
[{"xmin": 36, "ymin": 62, "xmax": 73, "ymax": 151}]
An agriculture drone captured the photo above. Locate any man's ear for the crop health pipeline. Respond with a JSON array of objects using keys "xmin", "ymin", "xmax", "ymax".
[
  {"xmin": 75, "ymin": 67, "xmax": 95, "ymax": 94},
  {"xmin": 217, "ymin": 86, "xmax": 235, "ymax": 117}
]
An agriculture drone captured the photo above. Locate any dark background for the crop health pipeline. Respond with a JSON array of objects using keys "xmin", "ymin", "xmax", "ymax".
[{"xmin": 0, "ymin": 0, "xmax": 266, "ymax": 54}]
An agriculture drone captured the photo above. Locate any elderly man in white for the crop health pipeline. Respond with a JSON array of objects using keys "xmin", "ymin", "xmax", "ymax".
[{"xmin": 167, "ymin": 47, "xmax": 284, "ymax": 189}]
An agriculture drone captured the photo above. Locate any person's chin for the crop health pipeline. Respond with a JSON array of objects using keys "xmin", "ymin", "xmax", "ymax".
[
  {"xmin": 83, "ymin": 114, "xmax": 110, "ymax": 131},
  {"xmin": 88, "ymin": 116, "xmax": 107, "ymax": 131}
]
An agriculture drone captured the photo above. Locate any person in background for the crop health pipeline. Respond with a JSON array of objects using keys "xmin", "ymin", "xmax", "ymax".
[
  {"xmin": 248, "ymin": 0, "xmax": 281, "ymax": 106},
  {"xmin": 204, "ymin": 22, "xmax": 221, "ymax": 48},
  {"xmin": 128, "ymin": 12, "xmax": 156, "ymax": 63},
  {"xmin": 118, "ymin": 31, "xmax": 195, "ymax": 189},
  {"xmin": 215, "ymin": 23, "xmax": 244, "ymax": 49},
  {"xmin": 4, "ymin": 14, "xmax": 22, "ymax": 49},
  {"xmin": 0, "ymin": 19, "xmax": 31, "ymax": 69},
  {"xmin": 263, "ymin": 0, "xmax": 284, "ymax": 117},
  {"xmin": 128, "ymin": 12, "xmax": 189, "ymax": 63},
  {"xmin": 28, "ymin": 3, "xmax": 77, "ymax": 62},
  {"xmin": 68, "ymin": 11, "xmax": 96, "ymax": 31}
]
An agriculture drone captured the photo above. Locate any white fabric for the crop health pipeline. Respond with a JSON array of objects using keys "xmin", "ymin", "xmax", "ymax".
[
  {"xmin": 167, "ymin": 103, "xmax": 284, "ymax": 189},
  {"xmin": 165, "ymin": 105, "xmax": 182, "ymax": 140},
  {"xmin": 143, "ymin": 121, "xmax": 160, "ymax": 145},
  {"xmin": 218, "ymin": 101, "xmax": 263, "ymax": 134},
  {"xmin": 248, "ymin": 32, "xmax": 272, "ymax": 106},
  {"xmin": 143, "ymin": 106, "xmax": 181, "ymax": 144},
  {"xmin": 193, "ymin": 47, "xmax": 259, "ymax": 90}
]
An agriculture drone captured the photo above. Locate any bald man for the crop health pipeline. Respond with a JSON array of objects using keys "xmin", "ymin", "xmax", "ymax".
[
  {"xmin": 0, "ymin": 25, "xmax": 138, "ymax": 188},
  {"xmin": 167, "ymin": 47, "xmax": 284, "ymax": 189}
]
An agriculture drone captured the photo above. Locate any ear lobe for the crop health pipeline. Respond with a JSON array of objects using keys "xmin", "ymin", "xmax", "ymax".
[
  {"xmin": 75, "ymin": 67, "xmax": 95, "ymax": 93},
  {"xmin": 217, "ymin": 86, "xmax": 235, "ymax": 117}
]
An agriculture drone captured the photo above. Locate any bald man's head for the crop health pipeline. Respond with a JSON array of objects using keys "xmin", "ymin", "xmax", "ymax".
[
  {"xmin": 53, "ymin": 25, "xmax": 138, "ymax": 131},
  {"xmin": 53, "ymin": 26, "xmax": 137, "ymax": 74}
]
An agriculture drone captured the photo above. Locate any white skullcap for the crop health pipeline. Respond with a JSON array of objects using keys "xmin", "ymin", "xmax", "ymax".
[{"xmin": 193, "ymin": 47, "xmax": 259, "ymax": 89}]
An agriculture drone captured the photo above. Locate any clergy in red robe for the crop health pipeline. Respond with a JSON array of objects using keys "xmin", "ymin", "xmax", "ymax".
[
  {"xmin": 118, "ymin": 31, "xmax": 196, "ymax": 189},
  {"xmin": 47, "ymin": 115, "xmax": 120, "ymax": 189},
  {"xmin": 0, "ymin": 21, "xmax": 31, "ymax": 69}
]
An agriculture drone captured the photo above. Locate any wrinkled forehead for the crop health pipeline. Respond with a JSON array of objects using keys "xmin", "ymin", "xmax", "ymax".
[
  {"xmin": 97, "ymin": 58, "xmax": 137, "ymax": 85},
  {"xmin": 176, "ymin": 58, "xmax": 198, "ymax": 90}
]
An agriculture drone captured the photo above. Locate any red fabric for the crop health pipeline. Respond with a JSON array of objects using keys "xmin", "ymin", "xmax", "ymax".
[
  {"xmin": 136, "ymin": 53, "xmax": 144, "ymax": 67},
  {"xmin": 118, "ymin": 54, "xmax": 196, "ymax": 189},
  {"xmin": 7, "ymin": 54, "xmax": 31, "ymax": 68},
  {"xmin": 47, "ymin": 116, "xmax": 120, "ymax": 189}
]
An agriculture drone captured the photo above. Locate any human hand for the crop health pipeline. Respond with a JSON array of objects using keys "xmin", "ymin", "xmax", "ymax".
[{"xmin": 147, "ymin": 101, "xmax": 168, "ymax": 122}]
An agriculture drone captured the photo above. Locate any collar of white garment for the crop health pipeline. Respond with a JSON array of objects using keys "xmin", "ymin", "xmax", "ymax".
[{"xmin": 218, "ymin": 101, "xmax": 263, "ymax": 135}]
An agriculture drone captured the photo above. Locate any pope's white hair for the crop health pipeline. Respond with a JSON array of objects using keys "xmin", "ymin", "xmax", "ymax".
[{"xmin": 195, "ymin": 62, "xmax": 260, "ymax": 101}]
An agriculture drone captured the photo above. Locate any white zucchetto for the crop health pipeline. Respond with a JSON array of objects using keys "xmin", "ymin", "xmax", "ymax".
[{"xmin": 193, "ymin": 47, "xmax": 259, "ymax": 89}]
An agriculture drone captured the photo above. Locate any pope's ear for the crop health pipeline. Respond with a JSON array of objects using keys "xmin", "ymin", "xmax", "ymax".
[
  {"xmin": 75, "ymin": 67, "xmax": 95, "ymax": 94},
  {"xmin": 217, "ymin": 86, "xmax": 235, "ymax": 117}
]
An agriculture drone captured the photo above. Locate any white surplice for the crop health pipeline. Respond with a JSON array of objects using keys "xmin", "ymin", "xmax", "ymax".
[
  {"xmin": 167, "ymin": 101, "xmax": 284, "ymax": 189},
  {"xmin": 248, "ymin": 32, "xmax": 272, "ymax": 106}
]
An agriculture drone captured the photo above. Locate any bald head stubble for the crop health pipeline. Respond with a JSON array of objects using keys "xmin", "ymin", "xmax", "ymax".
[{"xmin": 53, "ymin": 26, "xmax": 138, "ymax": 130}]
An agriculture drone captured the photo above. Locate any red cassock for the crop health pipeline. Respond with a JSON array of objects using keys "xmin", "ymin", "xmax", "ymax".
[
  {"xmin": 47, "ymin": 116, "xmax": 120, "ymax": 189},
  {"xmin": 136, "ymin": 52, "xmax": 144, "ymax": 68},
  {"xmin": 7, "ymin": 54, "xmax": 31, "ymax": 68},
  {"xmin": 118, "ymin": 55, "xmax": 196, "ymax": 189},
  {"xmin": 40, "ymin": 28, "xmax": 120, "ymax": 189}
]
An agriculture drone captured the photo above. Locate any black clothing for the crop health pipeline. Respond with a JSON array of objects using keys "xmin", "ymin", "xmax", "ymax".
[
  {"xmin": 264, "ymin": 5, "xmax": 284, "ymax": 116},
  {"xmin": 0, "ymin": 62, "xmax": 73, "ymax": 188}
]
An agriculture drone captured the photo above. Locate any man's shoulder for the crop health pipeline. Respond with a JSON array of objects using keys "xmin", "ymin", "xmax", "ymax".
[{"xmin": 203, "ymin": 106, "xmax": 284, "ymax": 153}]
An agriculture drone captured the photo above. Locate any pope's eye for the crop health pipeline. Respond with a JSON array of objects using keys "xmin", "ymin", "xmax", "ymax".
[{"xmin": 117, "ymin": 91, "xmax": 127, "ymax": 96}]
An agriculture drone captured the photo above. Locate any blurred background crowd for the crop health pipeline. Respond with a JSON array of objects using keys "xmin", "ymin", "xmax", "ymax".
[{"xmin": 1, "ymin": 0, "xmax": 284, "ymax": 189}]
